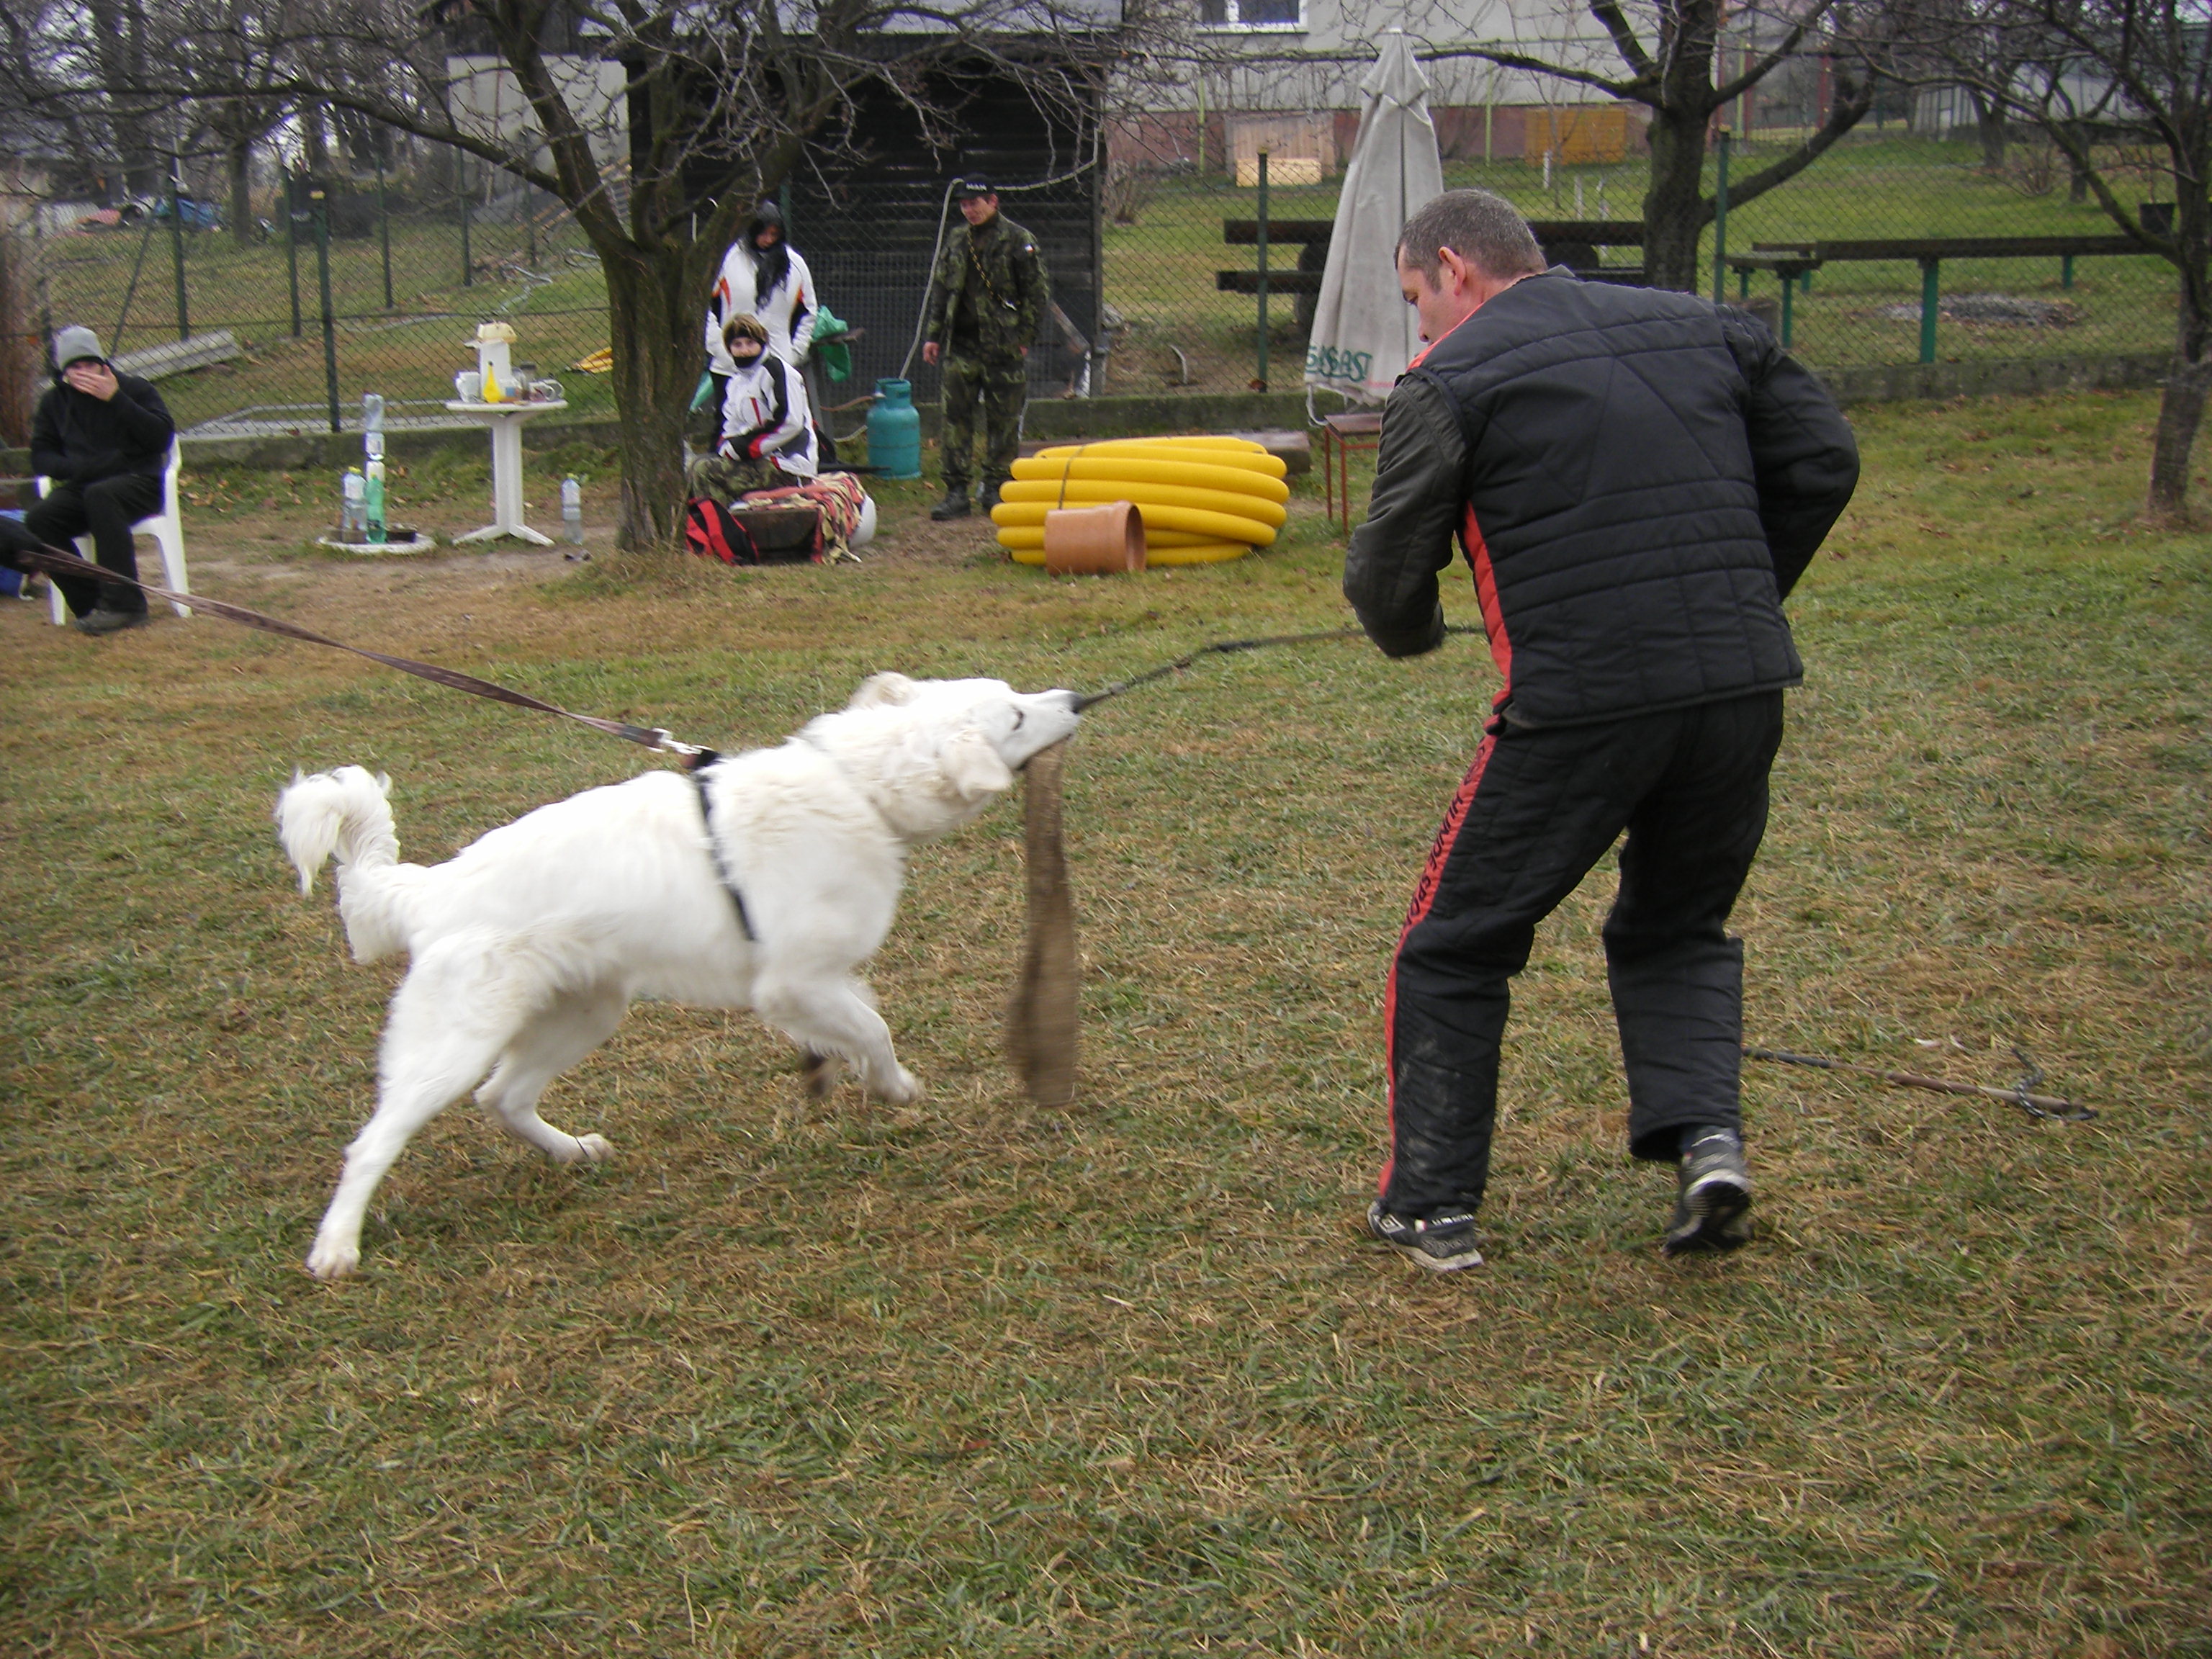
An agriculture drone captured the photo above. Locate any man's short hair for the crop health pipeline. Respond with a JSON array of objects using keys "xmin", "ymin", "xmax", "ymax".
[
  {"xmin": 1396, "ymin": 190, "xmax": 1545, "ymax": 284},
  {"xmin": 722, "ymin": 313, "xmax": 769, "ymax": 349}
]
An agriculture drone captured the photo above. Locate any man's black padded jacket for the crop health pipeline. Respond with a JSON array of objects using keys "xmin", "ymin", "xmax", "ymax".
[{"xmin": 1343, "ymin": 269, "xmax": 1860, "ymax": 730}]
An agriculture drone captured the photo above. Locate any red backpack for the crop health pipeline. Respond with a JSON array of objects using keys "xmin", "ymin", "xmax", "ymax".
[{"xmin": 683, "ymin": 496, "xmax": 761, "ymax": 565}]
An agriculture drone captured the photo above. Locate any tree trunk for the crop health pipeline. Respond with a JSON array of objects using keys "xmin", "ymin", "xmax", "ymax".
[
  {"xmin": 1642, "ymin": 107, "xmax": 1715, "ymax": 292},
  {"xmin": 228, "ymin": 133, "xmax": 255, "ymax": 248},
  {"xmin": 2146, "ymin": 234, "xmax": 2210, "ymax": 523},
  {"xmin": 2146, "ymin": 357, "xmax": 2208, "ymax": 523},
  {"xmin": 603, "ymin": 248, "xmax": 701, "ymax": 552},
  {"xmin": 1978, "ymin": 112, "xmax": 2008, "ymax": 171},
  {"xmin": 0, "ymin": 228, "xmax": 34, "ymax": 447}
]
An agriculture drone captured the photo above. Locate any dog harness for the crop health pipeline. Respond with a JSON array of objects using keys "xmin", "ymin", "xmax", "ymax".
[{"xmin": 688, "ymin": 752, "xmax": 757, "ymax": 941}]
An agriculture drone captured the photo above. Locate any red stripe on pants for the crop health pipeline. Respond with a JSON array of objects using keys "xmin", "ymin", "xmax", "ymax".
[{"xmin": 1377, "ymin": 732, "xmax": 1497, "ymax": 1198}]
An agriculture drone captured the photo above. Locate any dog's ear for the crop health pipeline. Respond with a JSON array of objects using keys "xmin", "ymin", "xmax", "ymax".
[
  {"xmin": 850, "ymin": 671, "xmax": 920, "ymax": 709},
  {"xmin": 940, "ymin": 727, "xmax": 1016, "ymax": 801}
]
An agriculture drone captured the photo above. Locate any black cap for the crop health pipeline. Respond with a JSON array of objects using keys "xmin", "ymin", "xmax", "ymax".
[{"xmin": 953, "ymin": 179, "xmax": 996, "ymax": 199}]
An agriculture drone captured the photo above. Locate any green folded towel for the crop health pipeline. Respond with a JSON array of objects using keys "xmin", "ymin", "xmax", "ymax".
[{"xmin": 811, "ymin": 306, "xmax": 853, "ymax": 384}]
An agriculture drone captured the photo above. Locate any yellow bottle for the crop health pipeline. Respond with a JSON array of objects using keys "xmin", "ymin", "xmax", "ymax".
[{"xmin": 482, "ymin": 364, "xmax": 503, "ymax": 403}]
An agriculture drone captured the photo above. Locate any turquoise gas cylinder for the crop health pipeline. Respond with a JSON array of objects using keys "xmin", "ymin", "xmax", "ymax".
[{"xmin": 866, "ymin": 378, "xmax": 922, "ymax": 480}]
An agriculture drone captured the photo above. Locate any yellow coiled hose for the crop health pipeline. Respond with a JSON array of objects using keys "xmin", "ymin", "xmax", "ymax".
[{"xmin": 998, "ymin": 436, "xmax": 1290, "ymax": 566}]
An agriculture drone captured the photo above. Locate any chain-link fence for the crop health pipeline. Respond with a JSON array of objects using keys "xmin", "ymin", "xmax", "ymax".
[
  {"xmin": 19, "ymin": 145, "xmax": 613, "ymax": 439},
  {"xmin": 6, "ymin": 107, "xmax": 2185, "ymax": 446},
  {"xmin": 1103, "ymin": 109, "xmax": 2182, "ymax": 397}
]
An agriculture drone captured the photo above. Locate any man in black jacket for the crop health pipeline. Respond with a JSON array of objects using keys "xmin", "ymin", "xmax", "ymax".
[
  {"xmin": 1345, "ymin": 190, "xmax": 1858, "ymax": 1272},
  {"xmin": 0, "ymin": 325, "xmax": 176, "ymax": 634}
]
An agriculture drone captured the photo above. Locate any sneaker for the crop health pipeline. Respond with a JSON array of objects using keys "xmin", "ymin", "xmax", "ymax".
[
  {"xmin": 1663, "ymin": 1128, "xmax": 1753, "ymax": 1256},
  {"xmin": 1367, "ymin": 1200, "xmax": 1483, "ymax": 1273},
  {"xmin": 977, "ymin": 481, "xmax": 1003, "ymax": 511},
  {"xmin": 75, "ymin": 606, "xmax": 151, "ymax": 636},
  {"xmin": 929, "ymin": 489, "xmax": 970, "ymax": 521}
]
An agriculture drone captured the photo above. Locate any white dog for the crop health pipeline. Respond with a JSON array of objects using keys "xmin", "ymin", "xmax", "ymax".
[{"xmin": 277, "ymin": 673, "xmax": 1081, "ymax": 1280}]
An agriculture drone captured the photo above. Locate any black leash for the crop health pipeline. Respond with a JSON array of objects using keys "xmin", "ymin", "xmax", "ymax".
[{"xmin": 1072, "ymin": 624, "xmax": 1485, "ymax": 711}]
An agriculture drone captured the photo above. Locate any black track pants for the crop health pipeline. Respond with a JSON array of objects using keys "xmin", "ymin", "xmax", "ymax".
[
  {"xmin": 1378, "ymin": 692, "xmax": 1785, "ymax": 1221},
  {"xmin": 9, "ymin": 475, "xmax": 164, "ymax": 618}
]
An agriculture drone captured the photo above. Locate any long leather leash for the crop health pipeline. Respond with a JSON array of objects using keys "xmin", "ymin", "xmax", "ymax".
[
  {"xmin": 17, "ymin": 541, "xmax": 2096, "ymax": 1123},
  {"xmin": 14, "ymin": 541, "xmax": 712, "ymax": 761}
]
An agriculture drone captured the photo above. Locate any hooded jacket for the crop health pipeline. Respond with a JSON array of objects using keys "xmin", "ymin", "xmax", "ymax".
[
  {"xmin": 32, "ymin": 363, "xmax": 176, "ymax": 486},
  {"xmin": 1344, "ymin": 271, "xmax": 1858, "ymax": 729}
]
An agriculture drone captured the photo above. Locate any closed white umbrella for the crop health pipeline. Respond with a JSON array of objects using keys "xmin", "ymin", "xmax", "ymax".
[{"xmin": 1304, "ymin": 30, "xmax": 1447, "ymax": 406}]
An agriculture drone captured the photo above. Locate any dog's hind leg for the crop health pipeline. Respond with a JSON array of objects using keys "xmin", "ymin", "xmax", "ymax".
[
  {"xmin": 306, "ymin": 938, "xmax": 530, "ymax": 1281},
  {"xmin": 756, "ymin": 974, "xmax": 920, "ymax": 1105},
  {"xmin": 474, "ymin": 986, "xmax": 628, "ymax": 1163},
  {"xmin": 797, "ymin": 1048, "xmax": 843, "ymax": 1099}
]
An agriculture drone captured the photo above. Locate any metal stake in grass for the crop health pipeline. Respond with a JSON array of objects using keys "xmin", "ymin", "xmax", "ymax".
[{"xmin": 1746, "ymin": 1044, "xmax": 2095, "ymax": 1122}]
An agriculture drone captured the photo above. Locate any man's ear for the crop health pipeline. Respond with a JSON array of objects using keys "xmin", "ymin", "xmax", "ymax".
[
  {"xmin": 850, "ymin": 671, "xmax": 920, "ymax": 709},
  {"xmin": 940, "ymin": 728, "xmax": 1015, "ymax": 801}
]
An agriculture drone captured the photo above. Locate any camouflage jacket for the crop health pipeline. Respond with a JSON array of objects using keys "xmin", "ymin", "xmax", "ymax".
[{"xmin": 923, "ymin": 215, "xmax": 1050, "ymax": 357}]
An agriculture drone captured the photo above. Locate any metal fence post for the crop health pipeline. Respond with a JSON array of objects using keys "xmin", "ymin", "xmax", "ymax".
[
  {"xmin": 460, "ymin": 184, "xmax": 473, "ymax": 287},
  {"xmin": 168, "ymin": 161, "xmax": 190, "ymax": 341},
  {"xmin": 285, "ymin": 172, "xmax": 303, "ymax": 338},
  {"xmin": 1918, "ymin": 256, "xmax": 1940, "ymax": 364},
  {"xmin": 377, "ymin": 153, "xmax": 394, "ymax": 310},
  {"xmin": 1712, "ymin": 128, "xmax": 1730, "ymax": 305},
  {"xmin": 314, "ymin": 190, "xmax": 341, "ymax": 433},
  {"xmin": 1255, "ymin": 149, "xmax": 1269, "ymax": 392}
]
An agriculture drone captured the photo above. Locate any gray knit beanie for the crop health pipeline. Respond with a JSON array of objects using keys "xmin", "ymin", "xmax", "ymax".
[{"xmin": 52, "ymin": 325, "xmax": 106, "ymax": 369}]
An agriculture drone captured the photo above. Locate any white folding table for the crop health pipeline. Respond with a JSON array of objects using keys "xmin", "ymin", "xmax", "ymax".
[{"xmin": 443, "ymin": 400, "xmax": 568, "ymax": 545}]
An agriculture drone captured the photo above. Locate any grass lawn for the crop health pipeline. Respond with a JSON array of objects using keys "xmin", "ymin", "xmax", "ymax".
[{"xmin": 3, "ymin": 392, "xmax": 2208, "ymax": 1656}]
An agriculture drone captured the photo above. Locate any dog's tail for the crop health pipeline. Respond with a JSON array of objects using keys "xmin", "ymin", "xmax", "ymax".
[{"xmin": 276, "ymin": 766, "xmax": 413, "ymax": 962}]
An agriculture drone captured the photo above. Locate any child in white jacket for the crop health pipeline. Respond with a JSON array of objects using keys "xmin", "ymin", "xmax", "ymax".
[{"xmin": 686, "ymin": 313, "xmax": 817, "ymax": 500}]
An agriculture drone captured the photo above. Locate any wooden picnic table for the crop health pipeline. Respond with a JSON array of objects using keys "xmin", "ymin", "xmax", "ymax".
[{"xmin": 1731, "ymin": 233, "xmax": 2155, "ymax": 361}]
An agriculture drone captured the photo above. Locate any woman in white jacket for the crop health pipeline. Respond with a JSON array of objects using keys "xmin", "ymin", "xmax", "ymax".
[{"xmin": 703, "ymin": 201, "xmax": 817, "ymax": 376}]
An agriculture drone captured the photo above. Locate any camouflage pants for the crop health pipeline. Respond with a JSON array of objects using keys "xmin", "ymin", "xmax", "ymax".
[
  {"xmin": 686, "ymin": 450, "xmax": 778, "ymax": 502},
  {"xmin": 940, "ymin": 349, "xmax": 1028, "ymax": 493}
]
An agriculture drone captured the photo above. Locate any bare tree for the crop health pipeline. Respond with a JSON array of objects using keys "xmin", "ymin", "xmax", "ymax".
[
  {"xmin": 1425, "ymin": 1, "xmax": 1883, "ymax": 290},
  {"xmin": 1876, "ymin": 0, "xmax": 2211, "ymax": 521},
  {"xmin": 4, "ymin": 0, "xmax": 1173, "ymax": 549}
]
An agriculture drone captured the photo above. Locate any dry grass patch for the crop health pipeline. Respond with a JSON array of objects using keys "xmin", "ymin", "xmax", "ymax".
[{"xmin": 3, "ymin": 391, "xmax": 2208, "ymax": 1657}]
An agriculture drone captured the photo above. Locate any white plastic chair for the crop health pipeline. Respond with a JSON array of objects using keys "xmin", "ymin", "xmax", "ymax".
[{"xmin": 39, "ymin": 438, "xmax": 191, "ymax": 623}]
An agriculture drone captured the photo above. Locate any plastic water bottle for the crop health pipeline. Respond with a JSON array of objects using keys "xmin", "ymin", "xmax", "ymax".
[
  {"xmin": 364, "ymin": 457, "xmax": 387, "ymax": 545},
  {"xmin": 561, "ymin": 476, "xmax": 584, "ymax": 546},
  {"xmin": 361, "ymin": 392, "xmax": 385, "ymax": 433},
  {"xmin": 341, "ymin": 467, "xmax": 366, "ymax": 539}
]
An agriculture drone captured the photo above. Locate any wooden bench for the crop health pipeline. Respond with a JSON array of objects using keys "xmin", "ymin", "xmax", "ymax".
[
  {"xmin": 1218, "ymin": 220, "xmax": 1332, "ymax": 315},
  {"xmin": 1215, "ymin": 217, "xmax": 1655, "ymax": 307},
  {"xmin": 1732, "ymin": 234, "xmax": 2150, "ymax": 361},
  {"xmin": 1526, "ymin": 220, "xmax": 1649, "ymax": 284}
]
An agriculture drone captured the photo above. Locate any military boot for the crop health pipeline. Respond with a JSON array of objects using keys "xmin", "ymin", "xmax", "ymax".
[
  {"xmin": 930, "ymin": 487, "xmax": 971, "ymax": 521},
  {"xmin": 976, "ymin": 480, "xmax": 1004, "ymax": 512}
]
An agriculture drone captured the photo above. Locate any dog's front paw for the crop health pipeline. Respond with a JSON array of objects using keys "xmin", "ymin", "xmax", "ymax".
[
  {"xmin": 570, "ymin": 1133, "xmax": 616, "ymax": 1165},
  {"xmin": 874, "ymin": 1067, "xmax": 922, "ymax": 1107},
  {"xmin": 305, "ymin": 1236, "xmax": 361, "ymax": 1281}
]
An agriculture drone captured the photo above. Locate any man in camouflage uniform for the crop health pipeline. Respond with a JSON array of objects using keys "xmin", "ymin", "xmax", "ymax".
[{"xmin": 922, "ymin": 179, "xmax": 1050, "ymax": 521}]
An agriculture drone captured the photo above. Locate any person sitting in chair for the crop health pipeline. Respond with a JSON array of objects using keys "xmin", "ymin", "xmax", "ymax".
[
  {"xmin": 0, "ymin": 325, "xmax": 176, "ymax": 634},
  {"xmin": 685, "ymin": 314, "xmax": 818, "ymax": 503}
]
